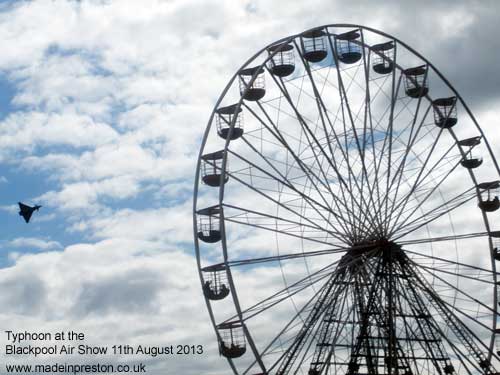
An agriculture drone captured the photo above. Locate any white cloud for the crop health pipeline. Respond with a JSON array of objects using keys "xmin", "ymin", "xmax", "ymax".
[
  {"xmin": 0, "ymin": 111, "xmax": 118, "ymax": 158},
  {"xmin": 7, "ymin": 237, "xmax": 62, "ymax": 251},
  {"xmin": 70, "ymin": 200, "xmax": 193, "ymax": 244},
  {"xmin": 37, "ymin": 176, "xmax": 141, "ymax": 213}
]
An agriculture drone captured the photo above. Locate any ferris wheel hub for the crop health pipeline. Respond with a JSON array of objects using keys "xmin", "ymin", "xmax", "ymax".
[{"xmin": 347, "ymin": 239, "xmax": 403, "ymax": 261}]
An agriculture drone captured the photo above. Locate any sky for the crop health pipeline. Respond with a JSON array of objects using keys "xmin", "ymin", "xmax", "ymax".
[{"xmin": 0, "ymin": 1, "xmax": 499, "ymax": 375}]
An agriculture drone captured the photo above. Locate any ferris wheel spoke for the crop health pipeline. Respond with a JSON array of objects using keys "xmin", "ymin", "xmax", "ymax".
[
  {"xmin": 412, "ymin": 262, "xmax": 496, "ymax": 326},
  {"xmin": 408, "ymin": 263, "xmax": 499, "ymax": 370},
  {"xmin": 411, "ymin": 311, "xmax": 480, "ymax": 375},
  {"xmin": 313, "ymin": 54, "xmax": 390, "ymax": 155},
  {"xmin": 407, "ymin": 251, "xmax": 496, "ymax": 292},
  {"xmin": 407, "ymin": 255, "xmax": 496, "ymax": 283},
  {"xmin": 390, "ymin": 255, "xmax": 481, "ymax": 373},
  {"xmin": 243, "ymin": 101, "xmax": 363, "ymax": 236},
  {"xmin": 367, "ymin": 79, "xmax": 404, "ymax": 231},
  {"xmin": 387, "ymin": 157, "xmax": 462, "ymax": 237},
  {"xmin": 403, "ymin": 151, "xmax": 461, "ymax": 202},
  {"xmin": 224, "ymin": 146, "xmax": 352, "ymax": 239},
  {"xmin": 392, "ymin": 131, "xmax": 457, "ymax": 205},
  {"xmin": 260, "ymin": 248, "xmax": 374, "ymax": 324},
  {"xmin": 391, "ymin": 180, "xmax": 471, "ymax": 238},
  {"xmin": 292, "ymin": 329, "xmax": 320, "ymax": 375},
  {"xmin": 395, "ymin": 262, "xmax": 478, "ymax": 375},
  {"xmin": 391, "ymin": 186, "xmax": 477, "ymax": 239},
  {"xmin": 442, "ymin": 343, "xmax": 477, "ymax": 375},
  {"xmin": 357, "ymin": 31, "xmax": 386, "ymax": 230},
  {"xmin": 225, "ymin": 246, "xmax": 350, "ymax": 268},
  {"xmin": 383, "ymin": 107, "xmax": 438, "ymax": 230},
  {"xmin": 373, "ymin": 74, "xmax": 429, "ymax": 181},
  {"xmin": 354, "ymin": 84, "xmax": 397, "ymax": 226},
  {"xmin": 267, "ymin": 62, "xmax": 380, "ymax": 239},
  {"xmin": 291, "ymin": 47, "xmax": 376, "ymax": 238},
  {"xmin": 222, "ymin": 268, "xmax": 346, "ymax": 358},
  {"xmin": 242, "ymin": 127, "xmax": 343, "ymax": 207},
  {"xmin": 227, "ymin": 146, "xmax": 354, "ymax": 236},
  {"xmin": 241, "ymin": 288, "xmax": 324, "ymax": 375},
  {"xmin": 263, "ymin": 77, "xmax": 366, "ymax": 239},
  {"xmin": 333, "ymin": 92, "xmax": 377, "ymax": 238},
  {"xmin": 377, "ymin": 104, "xmax": 433, "ymax": 234},
  {"xmin": 264, "ymin": 274, "xmax": 341, "ymax": 375},
  {"xmin": 222, "ymin": 203, "xmax": 349, "ymax": 244},
  {"xmin": 413, "ymin": 262, "xmax": 496, "ymax": 286},
  {"xmin": 332, "ymin": 68, "xmax": 389, "ymax": 167},
  {"xmin": 370, "ymin": 129, "xmax": 429, "ymax": 205},
  {"xmin": 368, "ymin": 93, "xmax": 422, "ymax": 182},
  {"xmin": 236, "ymin": 258, "xmax": 346, "ymax": 322},
  {"xmin": 381, "ymin": 60, "xmax": 404, "ymax": 235},
  {"xmin": 400, "ymin": 231, "xmax": 490, "ymax": 246},
  {"xmin": 387, "ymin": 141, "xmax": 461, "ymax": 232},
  {"xmin": 324, "ymin": 35, "xmax": 385, "ymax": 233},
  {"xmin": 325, "ymin": 47, "xmax": 371, "ymax": 179},
  {"xmin": 384, "ymin": 99, "xmax": 432, "ymax": 194},
  {"xmin": 223, "ymin": 216, "xmax": 340, "ymax": 247},
  {"xmin": 244, "ymin": 78, "xmax": 354, "ymax": 238}
]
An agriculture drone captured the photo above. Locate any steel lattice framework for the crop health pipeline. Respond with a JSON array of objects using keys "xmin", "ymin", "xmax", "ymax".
[{"xmin": 193, "ymin": 24, "xmax": 500, "ymax": 375}]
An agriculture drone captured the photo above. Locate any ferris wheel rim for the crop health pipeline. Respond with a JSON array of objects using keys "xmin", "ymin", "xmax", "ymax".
[{"xmin": 193, "ymin": 23, "xmax": 500, "ymax": 374}]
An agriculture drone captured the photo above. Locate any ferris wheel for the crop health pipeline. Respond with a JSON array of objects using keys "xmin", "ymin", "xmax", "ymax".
[{"xmin": 193, "ymin": 23, "xmax": 500, "ymax": 375}]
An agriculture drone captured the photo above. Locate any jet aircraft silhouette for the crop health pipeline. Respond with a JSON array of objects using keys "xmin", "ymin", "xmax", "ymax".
[{"xmin": 18, "ymin": 202, "xmax": 42, "ymax": 223}]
